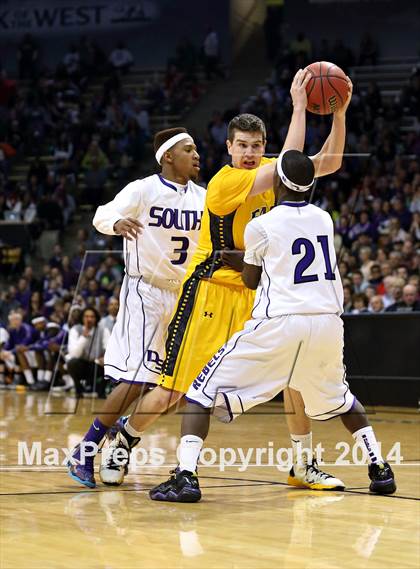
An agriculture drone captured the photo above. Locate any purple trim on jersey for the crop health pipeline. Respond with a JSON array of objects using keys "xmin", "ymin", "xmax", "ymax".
[
  {"xmin": 158, "ymin": 174, "xmax": 186, "ymax": 193},
  {"xmin": 221, "ymin": 392, "xmax": 234, "ymax": 422},
  {"xmin": 134, "ymin": 278, "xmax": 164, "ymax": 376},
  {"xmin": 280, "ymin": 201, "xmax": 308, "ymax": 207},
  {"xmin": 261, "ymin": 258, "xmax": 271, "ymax": 318}
]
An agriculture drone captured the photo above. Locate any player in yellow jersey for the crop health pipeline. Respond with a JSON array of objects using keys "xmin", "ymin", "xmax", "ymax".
[{"xmin": 102, "ymin": 69, "xmax": 352, "ymax": 489}]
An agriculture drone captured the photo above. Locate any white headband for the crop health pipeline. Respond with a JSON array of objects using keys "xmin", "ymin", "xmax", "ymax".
[
  {"xmin": 276, "ymin": 151, "xmax": 314, "ymax": 193},
  {"xmin": 155, "ymin": 133, "xmax": 193, "ymax": 165}
]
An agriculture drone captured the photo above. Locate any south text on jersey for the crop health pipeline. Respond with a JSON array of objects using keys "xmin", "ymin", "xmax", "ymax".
[{"xmin": 148, "ymin": 207, "xmax": 203, "ymax": 230}]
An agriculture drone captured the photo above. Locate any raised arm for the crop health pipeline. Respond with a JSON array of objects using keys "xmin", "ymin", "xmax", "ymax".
[
  {"xmin": 249, "ymin": 69, "xmax": 310, "ymax": 197},
  {"xmin": 310, "ymin": 78, "xmax": 353, "ymax": 177},
  {"xmin": 93, "ymin": 180, "xmax": 144, "ymax": 241}
]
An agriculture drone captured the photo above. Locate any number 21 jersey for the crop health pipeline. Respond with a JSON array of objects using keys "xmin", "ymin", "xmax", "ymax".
[{"xmin": 244, "ymin": 202, "xmax": 344, "ymax": 317}]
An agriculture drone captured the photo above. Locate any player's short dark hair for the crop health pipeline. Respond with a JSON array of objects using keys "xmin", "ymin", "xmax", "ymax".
[
  {"xmin": 153, "ymin": 127, "xmax": 188, "ymax": 154},
  {"xmin": 227, "ymin": 114, "xmax": 266, "ymax": 142},
  {"xmin": 281, "ymin": 150, "xmax": 315, "ymax": 188}
]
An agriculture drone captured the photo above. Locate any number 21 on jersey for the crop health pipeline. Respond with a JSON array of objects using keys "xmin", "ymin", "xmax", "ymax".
[{"xmin": 292, "ymin": 235, "xmax": 336, "ymax": 284}]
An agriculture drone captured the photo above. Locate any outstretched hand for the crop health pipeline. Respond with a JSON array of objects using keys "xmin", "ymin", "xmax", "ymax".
[
  {"xmin": 290, "ymin": 69, "xmax": 311, "ymax": 111},
  {"xmin": 335, "ymin": 76, "xmax": 353, "ymax": 117}
]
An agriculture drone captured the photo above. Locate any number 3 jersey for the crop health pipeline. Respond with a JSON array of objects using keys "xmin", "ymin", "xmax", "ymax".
[
  {"xmin": 93, "ymin": 174, "xmax": 205, "ymax": 282},
  {"xmin": 244, "ymin": 201, "xmax": 344, "ymax": 317}
]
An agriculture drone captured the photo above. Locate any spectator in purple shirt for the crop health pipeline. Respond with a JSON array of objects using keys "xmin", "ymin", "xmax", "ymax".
[
  {"xmin": 43, "ymin": 279, "xmax": 66, "ymax": 317},
  {"xmin": 348, "ymin": 211, "xmax": 375, "ymax": 241},
  {"xmin": 14, "ymin": 278, "xmax": 32, "ymax": 312},
  {"xmin": 61, "ymin": 256, "xmax": 77, "ymax": 289},
  {"xmin": 335, "ymin": 214, "xmax": 352, "ymax": 248},
  {"xmin": 370, "ymin": 198, "xmax": 386, "ymax": 231},
  {"xmin": 391, "ymin": 197, "xmax": 412, "ymax": 231},
  {"xmin": 49, "ymin": 244, "xmax": 64, "ymax": 270}
]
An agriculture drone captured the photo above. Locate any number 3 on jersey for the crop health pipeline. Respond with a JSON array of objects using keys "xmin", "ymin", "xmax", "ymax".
[
  {"xmin": 171, "ymin": 236, "xmax": 189, "ymax": 265},
  {"xmin": 292, "ymin": 235, "xmax": 336, "ymax": 284}
]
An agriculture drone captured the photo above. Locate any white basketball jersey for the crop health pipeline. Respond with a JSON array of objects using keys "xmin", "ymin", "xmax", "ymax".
[
  {"xmin": 93, "ymin": 174, "xmax": 205, "ymax": 282},
  {"xmin": 244, "ymin": 201, "xmax": 343, "ymax": 317}
]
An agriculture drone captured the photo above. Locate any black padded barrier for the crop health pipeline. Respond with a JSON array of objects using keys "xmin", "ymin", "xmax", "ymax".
[{"xmin": 343, "ymin": 313, "xmax": 420, "ymax": 407}]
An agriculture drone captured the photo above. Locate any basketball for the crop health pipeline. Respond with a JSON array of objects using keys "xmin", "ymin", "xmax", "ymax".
[{"xmin": 305, "ymin": 61, "xmax": 349, "ymax": 115}]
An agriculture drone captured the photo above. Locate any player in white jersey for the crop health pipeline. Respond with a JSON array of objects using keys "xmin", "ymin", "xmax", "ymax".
[
  {"xmin": 68, "ymin": 127, "xmax": 205, "ymax": 488},
  {"xmin": 149, "ymin": 150, "xmax": 397, "ymax": 502}
]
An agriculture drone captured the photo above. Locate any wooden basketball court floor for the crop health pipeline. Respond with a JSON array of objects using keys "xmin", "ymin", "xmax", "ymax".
[{"xmin": 0, "ymin": 391, "xmax": 419, "ymax": 569}]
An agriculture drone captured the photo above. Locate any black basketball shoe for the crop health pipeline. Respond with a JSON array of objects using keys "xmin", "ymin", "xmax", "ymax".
[
  {"xmin": 149, "ymin": 468, "xmax": 201, "ymax": 503},
  {"xmin": 368, "ymin": 462, "xmax": 396, "ymax": 494}
]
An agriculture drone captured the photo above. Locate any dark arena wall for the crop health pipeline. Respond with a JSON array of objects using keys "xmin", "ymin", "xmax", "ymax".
[{"xmin": 343, "ymin": 313, "xmax": 420, "ymax": 407}]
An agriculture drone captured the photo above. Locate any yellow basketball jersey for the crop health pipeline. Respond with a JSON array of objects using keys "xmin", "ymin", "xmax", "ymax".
[{"xmin": 186, "ymin": 157, "xmax": 275, "ymax": 286}]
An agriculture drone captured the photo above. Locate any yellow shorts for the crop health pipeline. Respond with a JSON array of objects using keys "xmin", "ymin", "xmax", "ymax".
[{"xmin": 159, "ymin": 277, "xmax": 256, "ymax": 394}]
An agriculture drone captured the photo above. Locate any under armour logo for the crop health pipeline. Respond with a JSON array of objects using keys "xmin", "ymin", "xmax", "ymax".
[{"xmin": 204, "ymin": 311, "xmax": 213, "ymax": 318}]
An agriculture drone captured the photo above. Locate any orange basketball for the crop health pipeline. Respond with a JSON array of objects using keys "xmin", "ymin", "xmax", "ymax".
[{"xmin": 305, "ymin": 61, "xmax": 349, "ymax": 115}]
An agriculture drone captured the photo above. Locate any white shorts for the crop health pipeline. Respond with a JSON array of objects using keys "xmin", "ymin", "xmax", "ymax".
[
  {"xmin": 104, "ymin": 275, "xmax": 178, "ymax": 384},
  {"xmin": 186, "ymin": 313, "xmax": 355, "ymax": 421}
]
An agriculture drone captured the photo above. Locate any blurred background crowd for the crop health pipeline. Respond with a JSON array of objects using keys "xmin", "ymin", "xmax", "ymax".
[{"xmin": 0, "ymin": 10, "xmax": 419, "ymax": 393}]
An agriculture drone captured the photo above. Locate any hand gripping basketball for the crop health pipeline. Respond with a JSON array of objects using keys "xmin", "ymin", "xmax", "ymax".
[{"xmin": 290, "ymin": 69, "xmax": 312, "ymax": 111}]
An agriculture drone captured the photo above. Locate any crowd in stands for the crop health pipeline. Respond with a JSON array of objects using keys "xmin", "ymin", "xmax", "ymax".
[
  {"xmin": 0, "ymin": 31, "xmax": 419, "ymax": 392},
  {"xmin": 0, "ymin": 228, "xmax": 123, "ymax": 394},
  {"xmin": 0, "ymin": 30, "xmax": 223, "ymax": 224}
]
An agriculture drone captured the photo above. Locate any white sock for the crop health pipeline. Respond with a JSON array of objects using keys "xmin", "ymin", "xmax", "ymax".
[
  {"xmin": 291, "ymin": 432, "xmax": 312, "ymax": 468},
  {"xmin": 124, "ymin": 420, "xmax": 143, "ymax": 438},
  {"xmin": 179, "ymin": 435, "xmax": 203, "ymax": 473},
  {"xmin": 352, "ymin": 426, "xmax": 383, "ymax": 464},
  {"xmin": 44, "ymin": 370, "xmax": 52, "ymax": 383},
  {"xmin": 23, "ymin": 369, "xmax": 35, "ymax": 385}
]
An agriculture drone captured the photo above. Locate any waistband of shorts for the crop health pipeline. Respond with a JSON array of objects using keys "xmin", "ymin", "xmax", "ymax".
[
  {"xmin": 268, "ymin": 312, "xmax": 342, "ymax": 318},
  {"xmin": 126, "ymin": 273, "xmax": 181, "ymax": 292},
  {"xmin": 200, "ymin": 277, "xmax": 251, "ymax": 292}
]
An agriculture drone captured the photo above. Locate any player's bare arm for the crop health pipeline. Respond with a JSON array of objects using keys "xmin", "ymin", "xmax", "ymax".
[
  {"xmin": 242, "ymin": 262, "xmax": 262, "ymax": 290},
  {"xmin": 310, "ymin": 78, "xmax": 353, "ymax": 177},
  {"xmin": 221, "ymin": 248, "xmax": 245, "ymax": 272},
  {"xmin": 249, "ymin": 69, "xmax": 310, "ymax": 197}
]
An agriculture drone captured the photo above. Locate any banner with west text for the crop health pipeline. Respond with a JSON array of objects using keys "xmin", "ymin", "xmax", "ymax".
[{"xmin": 0, "ymin": 0, "xmax": 160, "ymax": 36}]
